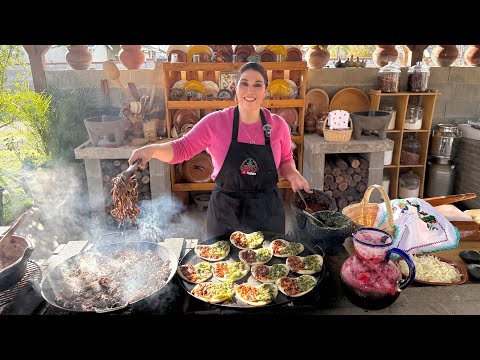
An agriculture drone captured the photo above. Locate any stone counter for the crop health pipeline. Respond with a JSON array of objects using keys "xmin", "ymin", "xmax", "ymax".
[
  {"xmin": 74, "ymin": 139, "xmax": 172, "ymax": 228},
  {"xmin": 303, "ymin": 134, "xmax": 394, "ymax": 203}
]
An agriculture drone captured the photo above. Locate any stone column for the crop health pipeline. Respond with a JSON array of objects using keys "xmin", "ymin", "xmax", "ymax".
[{"xmin": 84, "ymin": 159, "xmax": 106, "ymax": 229}]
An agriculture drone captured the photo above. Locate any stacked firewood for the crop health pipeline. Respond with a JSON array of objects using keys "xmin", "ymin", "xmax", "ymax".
[
  {"xmin": 324, "ymin": 154, "xmax": 369, "ymax": 211},
  {"xmin": 101, "ymin": 159, "xmax": 151, "ymax": 227}
]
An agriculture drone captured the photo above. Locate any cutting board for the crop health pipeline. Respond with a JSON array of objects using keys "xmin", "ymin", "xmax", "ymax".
[{"xmin": 435, "ymin": 204, "xmax": 480, "ymax": 241}]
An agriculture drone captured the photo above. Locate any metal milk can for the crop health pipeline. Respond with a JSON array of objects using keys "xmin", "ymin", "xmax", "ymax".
[{"xmin": 430, "ymin": 124, "xmax": 462, "ymax": 159}]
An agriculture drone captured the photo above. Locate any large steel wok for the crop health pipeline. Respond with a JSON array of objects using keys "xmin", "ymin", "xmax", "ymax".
[{"xmin": 40, "ymin": 234, "xmax": 178, "ymax": 313}]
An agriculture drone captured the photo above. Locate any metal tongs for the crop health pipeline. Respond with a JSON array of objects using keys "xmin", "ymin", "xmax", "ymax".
[
  {"xmin": 121, "ymin": 158, "xmax": 142, "ymax": 181},
  {"xmin": 297, "ymin": 190, "xmax": 324, "ymax": 226}
]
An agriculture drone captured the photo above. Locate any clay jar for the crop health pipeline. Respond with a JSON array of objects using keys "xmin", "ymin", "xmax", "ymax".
[
  {"xmin": 464, "ymin": 45, "xmax": 480, "ymax": 66},
  {"xmin": 65, "ymin": 45, "xmax": 92, "ymax": 70},
  {"xmin": 372, "ymin": 45, "xmax": 398, "ymax": 68},
  {"xmin": 432, "ymin": 45, "xmax": 458, "ymax": 67},
  {"xmin": 305, "ymin": 45, "xmax": 330, "ymax": 69},
  {"xmin": 119, "ymin": 45, "xmax": 145, "ymax": 69}
]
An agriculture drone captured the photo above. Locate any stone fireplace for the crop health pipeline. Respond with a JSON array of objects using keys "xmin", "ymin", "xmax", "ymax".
[
  {"xmin": 74, "ymin": 139, "xmax": 171, "ymax": 228},
  {"xmin": 302, "ymin": 134, "xmax": 394, "ymax": 203}
]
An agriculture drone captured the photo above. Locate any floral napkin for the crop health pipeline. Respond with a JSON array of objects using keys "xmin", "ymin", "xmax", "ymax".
[{"xmin": 374, "ymin": 197, "xmax": 460, "ymax": 255}]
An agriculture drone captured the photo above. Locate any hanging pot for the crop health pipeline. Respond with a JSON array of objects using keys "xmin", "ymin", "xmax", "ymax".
[
  {"xmin": 119, "ymin": 45, "xmax": 145, "ymax": 69},
  {"xmin": 432, "ymin": 45, "xmax": 458, "ymax": 67},
  {"xmin": 305, "ymin": 46, "xmax": 330, "ymax": 69},
  {"xmin": 65, "ymin": 45, "xmax": 92, "ymax": 70},
  {"xmin": 464, "ymin": 45, "xmax": 480, "ymax": 66},
  {"xmin": 372, "ymin": 45, "xmax": 398, "ymax": 68}
]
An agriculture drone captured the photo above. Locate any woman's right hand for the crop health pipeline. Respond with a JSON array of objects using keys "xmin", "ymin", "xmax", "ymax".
[{"xmin": 129, "ymin": 145, "xmax": 154, "ymax": 169}]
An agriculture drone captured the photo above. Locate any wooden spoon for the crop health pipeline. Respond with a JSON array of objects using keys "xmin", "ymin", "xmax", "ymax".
[
  {"xmin": 0, "ymin": 211, "xmax": 29, "ymax": 245},
  {"xmin": 102, "ymin": 61, "xmax": 134, "ymax": 101}
]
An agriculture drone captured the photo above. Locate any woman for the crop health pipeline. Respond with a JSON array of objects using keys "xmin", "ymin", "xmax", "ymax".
[{"xmin": 129, "ymin": 62, "xmax": 312, "ymax": 238}]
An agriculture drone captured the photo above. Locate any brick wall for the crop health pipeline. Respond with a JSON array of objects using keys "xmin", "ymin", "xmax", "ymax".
[
  {"xmin": 455, "ymin": 138, "xmax": 480, "ymax": 209},
  {"xmin": 41, "ymin": 66, "xmax": 480, "ymax": 129},
  {"xmin": 307, "ymin": 67, "xmax": 480, "ymax": 127}
]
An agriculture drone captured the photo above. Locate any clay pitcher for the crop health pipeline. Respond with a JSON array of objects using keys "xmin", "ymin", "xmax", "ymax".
[
  {"xmin": 372, "ymin": 45, "xmax": 398, "ymax": 68},
  {"xmin": 65, "ymin": 45, "xmax": 92, "ymax": 70},
  {"xmin": 305, "ymin": 45, "xmax": 330, "ymax": 69},
  {"xmin": 464, "ymin": 45, "xmax": 480, "ymax": 66},
  {"xmin": 432, "ymin": 45, "xmax": 458, "ymax": 67},
  {"xmin": 119, "ymin": 45, "xmax": 145, "ymax": 69}
]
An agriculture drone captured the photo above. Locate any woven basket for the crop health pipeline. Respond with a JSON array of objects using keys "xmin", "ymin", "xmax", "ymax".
[
  {"xmin": 341, "ymin": 184, "xmax": 395, "ymax": 236},
  {"xmin": 322, "ymin": 115, "xmax": 352, "ymax": 142}
]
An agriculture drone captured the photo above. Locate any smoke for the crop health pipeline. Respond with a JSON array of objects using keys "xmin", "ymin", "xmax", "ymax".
[
  {"xmin": 136, "ymin": 195, "xmax": 207, "ymax": 242},
  {"xmin": 20, "ymin": 161, "xmax": 97, "ymax": 259}
]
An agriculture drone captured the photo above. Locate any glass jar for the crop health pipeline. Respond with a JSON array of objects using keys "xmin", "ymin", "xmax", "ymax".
[
  {"xmin": 399, "ymin": 172, "xmax": 420, "ymax": 198},
  {"xmin": 382, "ymin": 173, "xmax": 391, "ymax": 193},
  {"xmin": 404, "ymin": 105, "xmax": 423, "ymax": 130},
  {"xmin": 380, "ymin": 105, "xmax": 397, "ymax": 130},
  {"xmin": 407, "ymin": 61, "xmax": 430, "ymax": 92},
  {"xmin": 401, "ymin": 136, "xmax": 420, "ymax": 165},
  {"xmin": 377, "ymin": 61, "xmax": 401, "ymax": 93}
]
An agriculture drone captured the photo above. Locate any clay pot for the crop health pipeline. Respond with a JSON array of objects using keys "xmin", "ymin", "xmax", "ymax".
[
  {"xmin": 65, "ymin": 45, "xmax": 92, "ymax": 70},
  {"xmin": 372, "ymin": 45, "xmax": 398, "ymax": 68},
  {"xmin": 305, "ymin": 45, "xmax": 330, "ymax": 69},
  {"xmin": 182, "ymin": 152, "xmax": 214, "ymax": 183},
  {"xmin": 432, "ymin": 45, "xmax": 458, "ymax": 67},
  {"xmin": 464, "ymin": 45, "xmax": 480, "ymax": 66},
  {"xmin": 119, "ymin": 45, "xmax": 145, "ymax": 69}
]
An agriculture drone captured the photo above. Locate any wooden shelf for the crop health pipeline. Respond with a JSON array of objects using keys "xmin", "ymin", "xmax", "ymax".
[
  {"xmin": 369, "ymin": 89, "xmax": 440, "ymax": 199},
  {"xmin": 164, "ymin": 61, "xmax": 308, "ymax": 197},
  {"xmin": 166, "ymin": 99, "xmax": 305, "ymax": 109}
]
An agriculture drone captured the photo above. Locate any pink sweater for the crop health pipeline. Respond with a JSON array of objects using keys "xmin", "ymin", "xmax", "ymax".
[{"xmin": 169, "ymin": 106, "xmax": 294, "ymax": 180}]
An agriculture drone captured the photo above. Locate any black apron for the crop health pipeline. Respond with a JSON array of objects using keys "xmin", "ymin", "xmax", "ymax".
[{"xmin": 206, "ymin": 106, "xmax": 285, "ymax": 238}]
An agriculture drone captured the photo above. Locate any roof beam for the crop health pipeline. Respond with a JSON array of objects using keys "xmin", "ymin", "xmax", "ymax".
[
  {"xmin": 22, "ymin": 45, "xmax": 51, "ymax": 92},
  {"xmin": 406, "ymin": 45, "xmax": 429, "ymax": 66}
]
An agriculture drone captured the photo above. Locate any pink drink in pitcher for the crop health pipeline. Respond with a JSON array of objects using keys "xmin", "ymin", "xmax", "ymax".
[{"xmin": 340, "ymin": 228, "xmax": 416, "ymax": 310}]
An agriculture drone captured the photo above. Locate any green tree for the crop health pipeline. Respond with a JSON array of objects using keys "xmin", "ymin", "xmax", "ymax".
[
  {"xmin": 329, "ymin": 45, "xmax": 375, "ymax": 59},
  {"xmin": 0, "ymin": 45, "xmax": 54, "ymax": 223}
]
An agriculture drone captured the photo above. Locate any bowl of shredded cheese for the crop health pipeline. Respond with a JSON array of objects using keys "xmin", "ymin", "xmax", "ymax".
[{"xmin": 397, "ymin": 254, "xmax": 468, "ymax": 285}]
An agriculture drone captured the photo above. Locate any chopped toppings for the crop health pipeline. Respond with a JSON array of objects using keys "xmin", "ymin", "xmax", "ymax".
[
  {"xmin": 194, "ymin": 241, "xmax": 230, "ymax": 261},
  {"xmin": 287, "ymin": 255, "xmax": 323, "ymax": 274},
  {"xmin": 270, "ymin": 239, "xmax": 304, "ymax": 257},
  {"xmin": 230, "ymin": 231, "xmax": 265, "ymax": 249},
  {"xmin": 239, "ymin": 247, "xmax": 273, "ymax": 265},
  {"xmin": 212, "ymin": 261, "xmax": 249, "ymax": 281},
  {"xmin": 191, "ymin": 280, "xmax": 235, "ymax": 303},
  {"xmin": 252, "ymin": 263, "xmax": 289, "ymax": 283},
  {"xmin": 235, "ymin": 283, "xmax": 278, "ymax": 305},
  {"xmin": 277, "ymin": 275, "xmax": 317, "ymax": 297},
  {"xmin": 178, "ymin": 262, "xmax": 212, "ymax": 283}
]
